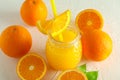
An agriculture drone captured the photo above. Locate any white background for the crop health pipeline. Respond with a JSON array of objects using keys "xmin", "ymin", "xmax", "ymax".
[{"xmin": 0, "ymin": 0, "xmax": 120, "ymax": 80}]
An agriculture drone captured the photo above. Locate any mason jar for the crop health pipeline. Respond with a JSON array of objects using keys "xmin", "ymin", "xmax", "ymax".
[{"xmin": 46, "ymin": 27, "xmax": 82, "ymax": 70}]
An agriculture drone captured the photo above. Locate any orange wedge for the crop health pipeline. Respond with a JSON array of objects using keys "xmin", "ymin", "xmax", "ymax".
[
  {"xmin": 17, "ymin": 53, "xmax": 47, "ymax": 80},
  {"xmin": 75, "ymin": 9, "xmax": 103, "ymax": 33},
  {"xmin": 37, "ymin": 20, "xmax": 52, "ymax": 34},
  {"xmin": 37, "ymin": 10, "xmax": 71, "ymax": 36},
  {"xmin": 57, "ymin": 70, "xmax": 88, "ymax": 80}
]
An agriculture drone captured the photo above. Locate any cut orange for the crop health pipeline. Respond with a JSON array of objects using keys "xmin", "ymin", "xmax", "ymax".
[
  {"xmin": 75, "ymin": 9, "xmax": 103, "ymax": 33},
  {"xmin": 36, "ymin": 10, "xmax": 71, "ymax": 36},
  {"xmin": 17, "ymin": 53, "xmax": 47, "ymax": 80},
  {"xmin": 57, "ymin": 70, "xmax": 88, "ymax": 80}
]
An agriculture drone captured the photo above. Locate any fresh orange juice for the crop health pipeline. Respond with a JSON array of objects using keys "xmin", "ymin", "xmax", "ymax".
[{"xmin": 46, "ymin": 27, "xmax": 82, "ymax": 70}]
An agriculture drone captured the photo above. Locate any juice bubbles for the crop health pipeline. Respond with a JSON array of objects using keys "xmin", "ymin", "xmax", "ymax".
[{"xmin": 46, "ymin": 27, "xmax": 82, "ymax": 70}]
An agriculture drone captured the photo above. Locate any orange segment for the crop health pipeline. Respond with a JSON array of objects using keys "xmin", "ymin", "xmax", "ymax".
[
  {"xmin": 17, "ymin": 53, "xmax": 47, "ymax": 80},
  {"xmin": 51, "ymin": 10, "xmax": 71, "ymax": 36},
  {"xmin": 57, "ymin": 70, "xmax": 88, "ymax": 80},
  {"xmin": 75, "ymin": 9, "xmax": 103, "ymax": 33}
]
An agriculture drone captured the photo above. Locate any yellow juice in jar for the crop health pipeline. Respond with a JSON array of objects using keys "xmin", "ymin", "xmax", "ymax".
[{"xmin": 46, "ymin": 27, "xmax": 82, "ymax": 70}]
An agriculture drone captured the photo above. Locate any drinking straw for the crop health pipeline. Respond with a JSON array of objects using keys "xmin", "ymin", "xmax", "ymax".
[
  {"xmin": 50, "ymin": 0, "xmax": 57, "ymax": 17},
  {"xmin": 50, "ymin": 0, "xmax": 63, "ymax": 41}
]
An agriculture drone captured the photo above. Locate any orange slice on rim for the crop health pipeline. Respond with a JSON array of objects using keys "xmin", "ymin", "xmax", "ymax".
[
  {"xmin": 57, "ymin": 70, "xmax": 88, "ymax": 80},
  {"xmin": 37, "ymin": 10, "xmax": 71, "ymax": 36},
  {"xmin": 75, "ymin": 9, "xmax": 103, "ymax": 33},
  {"xmin": 17, "ymin": 53, "xmax": 47, "ymax": 80}
]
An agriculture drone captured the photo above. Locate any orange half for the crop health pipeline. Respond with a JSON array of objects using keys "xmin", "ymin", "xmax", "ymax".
[
  {"xmin": 75, "ymin": 9, "xmax": 103, "ymax": 33},
  {"xmin": 17, "ymin": 53, "xmax": 47, "ymax": 80},
  {"xmin": 57, "ymin": 70, "xmax": 88, "ymax": 80}
]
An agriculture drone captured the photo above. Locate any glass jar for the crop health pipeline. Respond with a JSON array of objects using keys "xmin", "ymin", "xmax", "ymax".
[{"xmin": 46, "ymin": 27, "xmax": 82, "ymax": 70}]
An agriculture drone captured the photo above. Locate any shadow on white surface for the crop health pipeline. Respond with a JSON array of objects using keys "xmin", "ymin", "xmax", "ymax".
[
  {"xmin": 0, "ymin": 50, "xmax": 19, "ymax": 80},
  {"xmin": 0, "ymin": 11, "xmax": 23, "ymax": 25}
]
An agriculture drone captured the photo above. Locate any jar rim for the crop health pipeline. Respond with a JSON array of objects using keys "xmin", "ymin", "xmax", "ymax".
[{"xmin": 48, "ymin": 26, "xmax": 81, "ymax": 46}]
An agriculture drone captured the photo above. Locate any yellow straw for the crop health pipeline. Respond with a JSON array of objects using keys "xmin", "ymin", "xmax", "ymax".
[
  {"xmin": 50, "ymin": 0, "xmax": 57, "ymax": 17},
  {"xmin": 50, "ymin": 0, "xmax": 63, "ymax": 41}
]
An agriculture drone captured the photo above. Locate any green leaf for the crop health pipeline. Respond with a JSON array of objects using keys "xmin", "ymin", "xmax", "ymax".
[
  {"xmin": 77, "ymin": 64, "xmax": 86, "ymax": 73},
  {"xmin": 86, "ymin": 71, "xmax": 98, "ymax": 80}
]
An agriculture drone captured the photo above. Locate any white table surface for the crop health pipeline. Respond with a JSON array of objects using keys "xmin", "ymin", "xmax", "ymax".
[{"xmin": 0, "ymin": 0, "xmax": 120, "ymax": 80}]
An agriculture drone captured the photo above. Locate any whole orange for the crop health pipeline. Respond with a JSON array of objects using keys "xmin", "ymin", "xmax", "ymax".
[
  {"xmin": 81, "ymin": 30, "xmax": 112, "ymax": 61},
  {"xmin": 20, "ymin": 0, "xmax": 48, "ymax": 26},
  {"xmin": 1, "ymin": 25, "xmax": 32, "ymax": 58}
]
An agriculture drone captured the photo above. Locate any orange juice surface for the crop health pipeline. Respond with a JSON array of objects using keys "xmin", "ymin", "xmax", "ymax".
[{"xmin": 46, "ymin": 28, "xmax": 82, "ymax": 70}]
